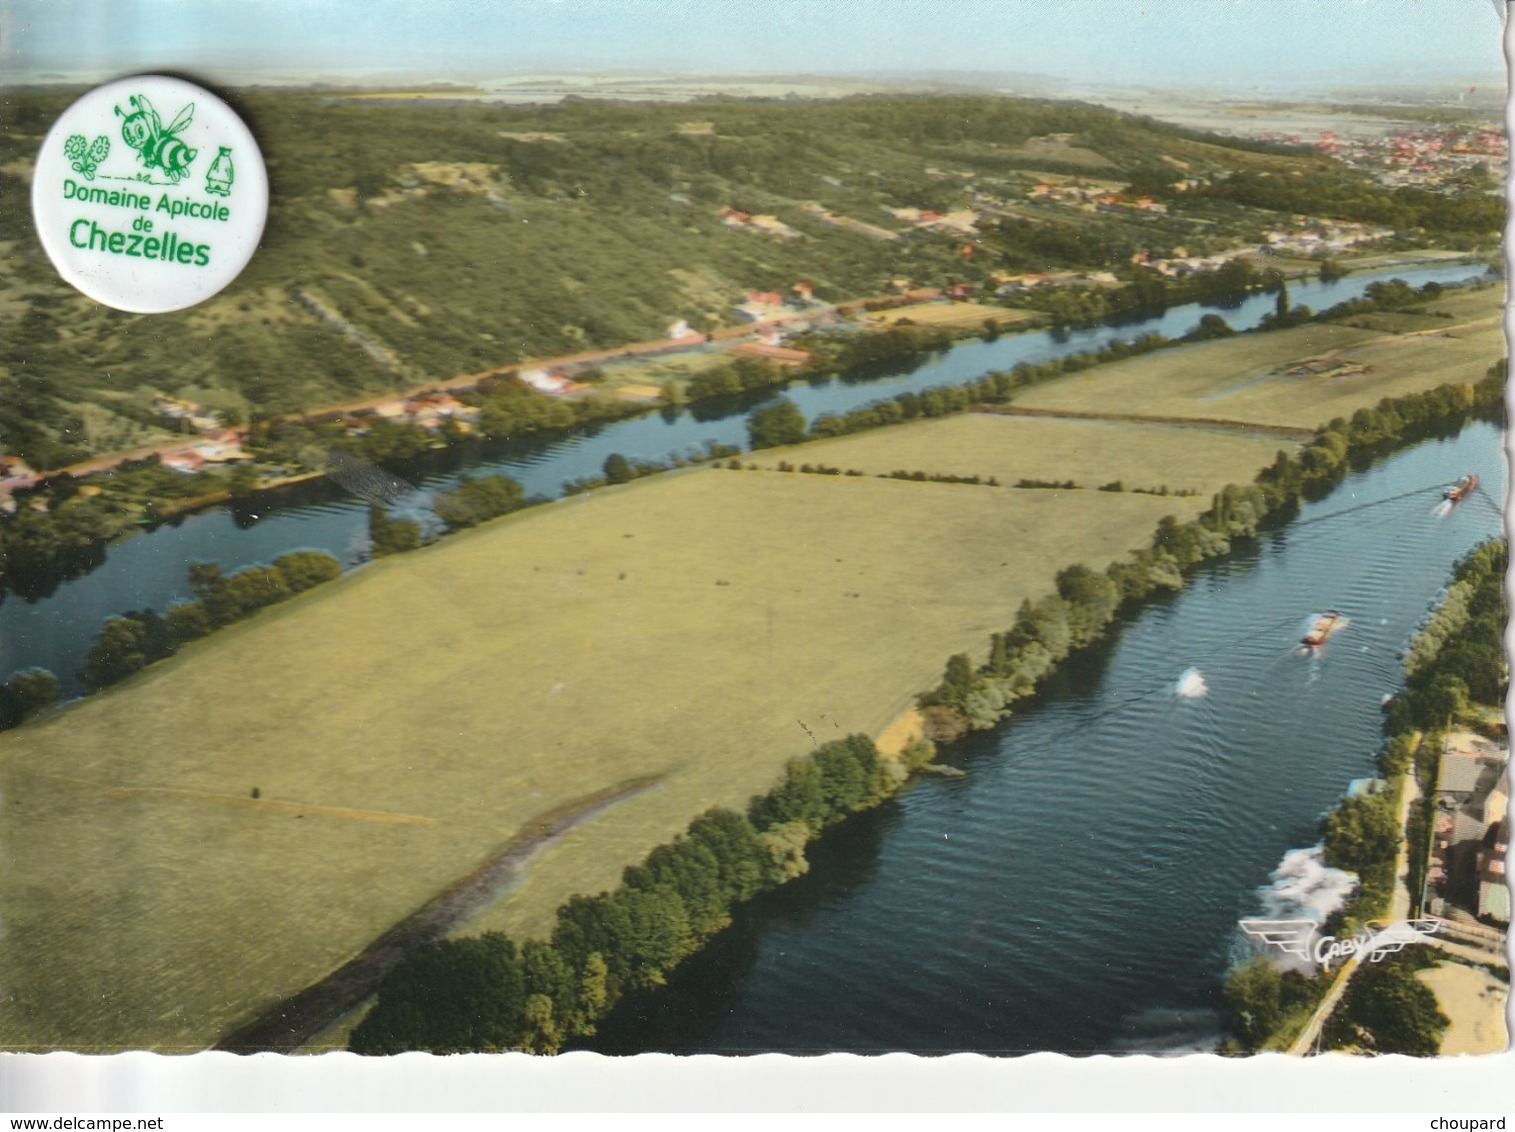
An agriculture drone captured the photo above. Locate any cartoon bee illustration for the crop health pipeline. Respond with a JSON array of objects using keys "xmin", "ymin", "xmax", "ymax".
[{"xmin": 114, "ymin": 94, "xmax": 198, "ymax": 182}]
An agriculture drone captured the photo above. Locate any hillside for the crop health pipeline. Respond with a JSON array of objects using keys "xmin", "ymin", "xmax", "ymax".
[{"xmin": 2, "ymin": 90, "xmax": 1387, "ymax": 467}]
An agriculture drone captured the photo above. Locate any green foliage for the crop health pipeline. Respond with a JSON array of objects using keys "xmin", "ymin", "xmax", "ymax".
[
  {"xmin": 1055, "ymin": 564, "xmax": 1120, "ymax": 649},
  {"xmin": 80, "ymin": 554, "xmax": 344, "ymax": 693},
  {"xmin": 229, "ymin": 565, "xmax": 293, "ymax": 613},
  {"xmin": 227, "ymin": 464, "xmax": 262, "ymax": 499},
  {"xmin": 747, "ymin": 735, "xmax": 885, "ymax": 831},
  {"xmin": 0, "ymin": 497, "xmax": 119, "ymax": 597},
  {"xmin": 475, "ymin": 386, "xmax": 582, "ymax": 441},
  {"xmin": 349, "ymin": 933, "xmax": 527, "ymax": 1054},
  {"xmin": 920, "ymin": 653, "xmax": 975, "ymax": 711},
  {"xmin": 432, "ymin": 474, "xmax": 526, "ymax": 531},
  {"xmin": 810, "ymin": 324, "xmax": 953, "ymax": 372},
  {"xmin": 273, "ymin": 550, "xmax": 343, "ymax": 593},
  {"xmin": 368, "ymin": 506, "xmax": 421, "ymax": 557},
  {"xmin": 163, "ymin": 602, "xmax": 214, "ymax": 645},
  {"xmin": 82, "ymin": 617, "xmax": 154, "ymax": 692},
  {"xmin": 1322, "ymin": 792, "xmax": 1400, "ymax": 876},
  {"xmin": 191, "ymin": 563, "xmax": 293, "ymax": 626},
  {"xmin": 747, "ymin": 397, "xmax": 807, "ymax": 450},
  {"xmin": 1224, "ymin": 957, "xmax": 1284, "ymax": 1048},
  {"xmin": 602, "ymin": 453, "xmax": 635, "ymax": 485},
  {"xmin": 1386, "ymin": 536, "xmax": 1506, "ymax": 731},
  {"xmin": 1223, "ymin": 957, "xmax": 1325, "ymax": 1051},
  {"xmin": 1184, "ymin": 313, "xmax": 1236, "ymax": 341},
  {"xmin": 0, "ymin": 668, "xmax": 61, "ymax": 730},
  {"xmin": 354, "ymin": 734, "xmax": 895, "ymax": 1054},
  {"xmin": 1197, "ymin": 170, "xmax": 1503, "ymax": 236},
  {"xmin": 686, "ymin": 357, "xmax": 785, "ymax": 400},
  {"xmin": 1321, "ymin": 953, "xmax": 1449, "ymax": 1055},
  {"xmin": 1318, "ymin": 258, "xmax": 1348, "ymax": 283},
  {"xmin": 759, "ymin": 820, "xmax": 813, "ymax": 880},
  {"xmin": 685, "ymin": 806, "xmax": 778, "ymax": 904},
  {"xmin": 623, "ymin": 837, "xmax": 730, "ymax": 939}
]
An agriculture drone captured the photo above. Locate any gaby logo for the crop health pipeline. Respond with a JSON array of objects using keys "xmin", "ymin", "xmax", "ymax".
[{"xmin": 1239, "ymin": 917, "xmax": 1443, "ymax": 971}]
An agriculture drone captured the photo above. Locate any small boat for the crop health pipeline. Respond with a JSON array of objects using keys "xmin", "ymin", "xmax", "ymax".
[
  {"xmin": 1301, "ymin": 610, "xmax": 1346, "ymax": 650},
  {"xmin": 1442, "ymin": 474, "xmax": 1478, "ymax": 504}
]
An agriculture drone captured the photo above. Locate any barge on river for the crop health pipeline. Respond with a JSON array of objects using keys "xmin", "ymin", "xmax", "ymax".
[
  {"xmin": 1300, "ymin": 611, "xmax": 1347, "ymax": 653},
  {"xmin": 1443, "ymin": 474, "xmax": 1479, "ymax": 504}
]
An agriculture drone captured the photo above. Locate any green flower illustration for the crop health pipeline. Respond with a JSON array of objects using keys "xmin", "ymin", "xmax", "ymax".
[{"xmin": 63, "ymin": 133, "xmax": 110, "ymax": 180}]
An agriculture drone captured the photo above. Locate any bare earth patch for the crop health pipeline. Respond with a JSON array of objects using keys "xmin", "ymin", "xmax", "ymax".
[{"xmin": 1418, "ymin": 962, "xmax": 1510, "ymax": 1055}]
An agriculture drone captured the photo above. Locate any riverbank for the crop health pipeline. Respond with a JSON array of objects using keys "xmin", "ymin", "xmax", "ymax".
[
  {"xmin": 1230, "ymin": 536, "xmax": 1509, "ymax": 1057},
  {"xmin": 0, "ymin": 272, "xmax": 1501, "ymax": 1052},
  {"xmin": 571, "ymin": 432, "xmax": 1502, "ymax": 1056},
  {"xmin": 13, "ymin": 254, "xmax": 1481, "ymax": 536},
  {"xmin": 217, "ymin": 774, "xmax": 664, "ymax": 1054},
  {"xmin": 1, "ymin": 259, "xmax": 1488, "ymax": 647}
]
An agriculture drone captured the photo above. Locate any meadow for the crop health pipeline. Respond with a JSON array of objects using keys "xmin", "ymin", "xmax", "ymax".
[
  {"xmin": 0, "ymin": 269, "xmax": 1504, "ymax": 1052},
  {"xmin": 861, "ymin": 301, "xmax": 1041, "ymax": 332},
  {"xmin": 1014, "ymin": 286, "xmax": 1502, "ymax": 428},
  {"xmin": 0, "ymin": 422, "xmax": 1244, "ymax": 1050},
  {"xmin": 747, "ymin": 413, "xmax": 1290, "ymax": 493}
]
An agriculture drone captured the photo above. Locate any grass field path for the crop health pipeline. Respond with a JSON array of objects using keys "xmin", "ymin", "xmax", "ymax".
[{"xmin": 215, "ymin": 775, "xmax": 662, "ymax": 1053}]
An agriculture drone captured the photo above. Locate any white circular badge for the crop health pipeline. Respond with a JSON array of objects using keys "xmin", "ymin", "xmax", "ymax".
[{"xmin": 31, "ymin": 75, "xmax": 268, "ymax": 313}]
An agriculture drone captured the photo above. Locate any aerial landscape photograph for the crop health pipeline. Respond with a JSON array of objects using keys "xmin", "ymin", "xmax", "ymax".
[{"xmin": 0, "ymin": 0, "xmax": 1509, "ymax": 1098}]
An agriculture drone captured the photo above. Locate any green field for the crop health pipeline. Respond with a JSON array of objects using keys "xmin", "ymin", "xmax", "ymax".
[
  {"xmin": 0, "ymin": 432, "xmax": 1234, "ymax": 1050},
  {"xmin": 748, "ymin": 413, "xmax": 1291, "ymax": 494},
  {"xmin": 0, "ymin": 277, "xmax": 1504, "ymax": 1050},
  {"xmin": 1014, "ymin": 286, "xmax": 1503, "ymax": 428}
]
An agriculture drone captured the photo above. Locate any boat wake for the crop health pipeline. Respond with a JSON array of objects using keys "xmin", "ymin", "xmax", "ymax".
[
  {"xmin": 1237, "ymin": 844, "xmax": 1357, "ymax": 972},
  {"xmin": 1174, "ymin": 666, "xmax": 1208, "ymax": 699}
]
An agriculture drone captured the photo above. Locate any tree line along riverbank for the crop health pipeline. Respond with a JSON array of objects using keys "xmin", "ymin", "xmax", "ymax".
[
  {"xmin": 0, "ymin": 265, "xmax": 1489, "ymax": 607},
  {"xmin": 337, "ymin": 363, "xmax": 1504, "ymax": 1055},
  {"xmin": 8, "ymin": 272, "xmax": 1489, "ymax": 720}
]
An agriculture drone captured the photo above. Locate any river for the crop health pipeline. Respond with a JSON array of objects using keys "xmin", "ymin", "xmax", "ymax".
[
  {"xmin": 0, "ymin": 261, "xmax": 1487, "ymax": 694},
  {"xmin": 582, "ymin": 420, "xmax": 1506, "ymax": 1054}
]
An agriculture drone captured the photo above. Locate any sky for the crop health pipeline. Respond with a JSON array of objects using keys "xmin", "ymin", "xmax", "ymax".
[{"xmin": 0, "ymin": 0, "xmax": 1506, "ymax": 88}]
